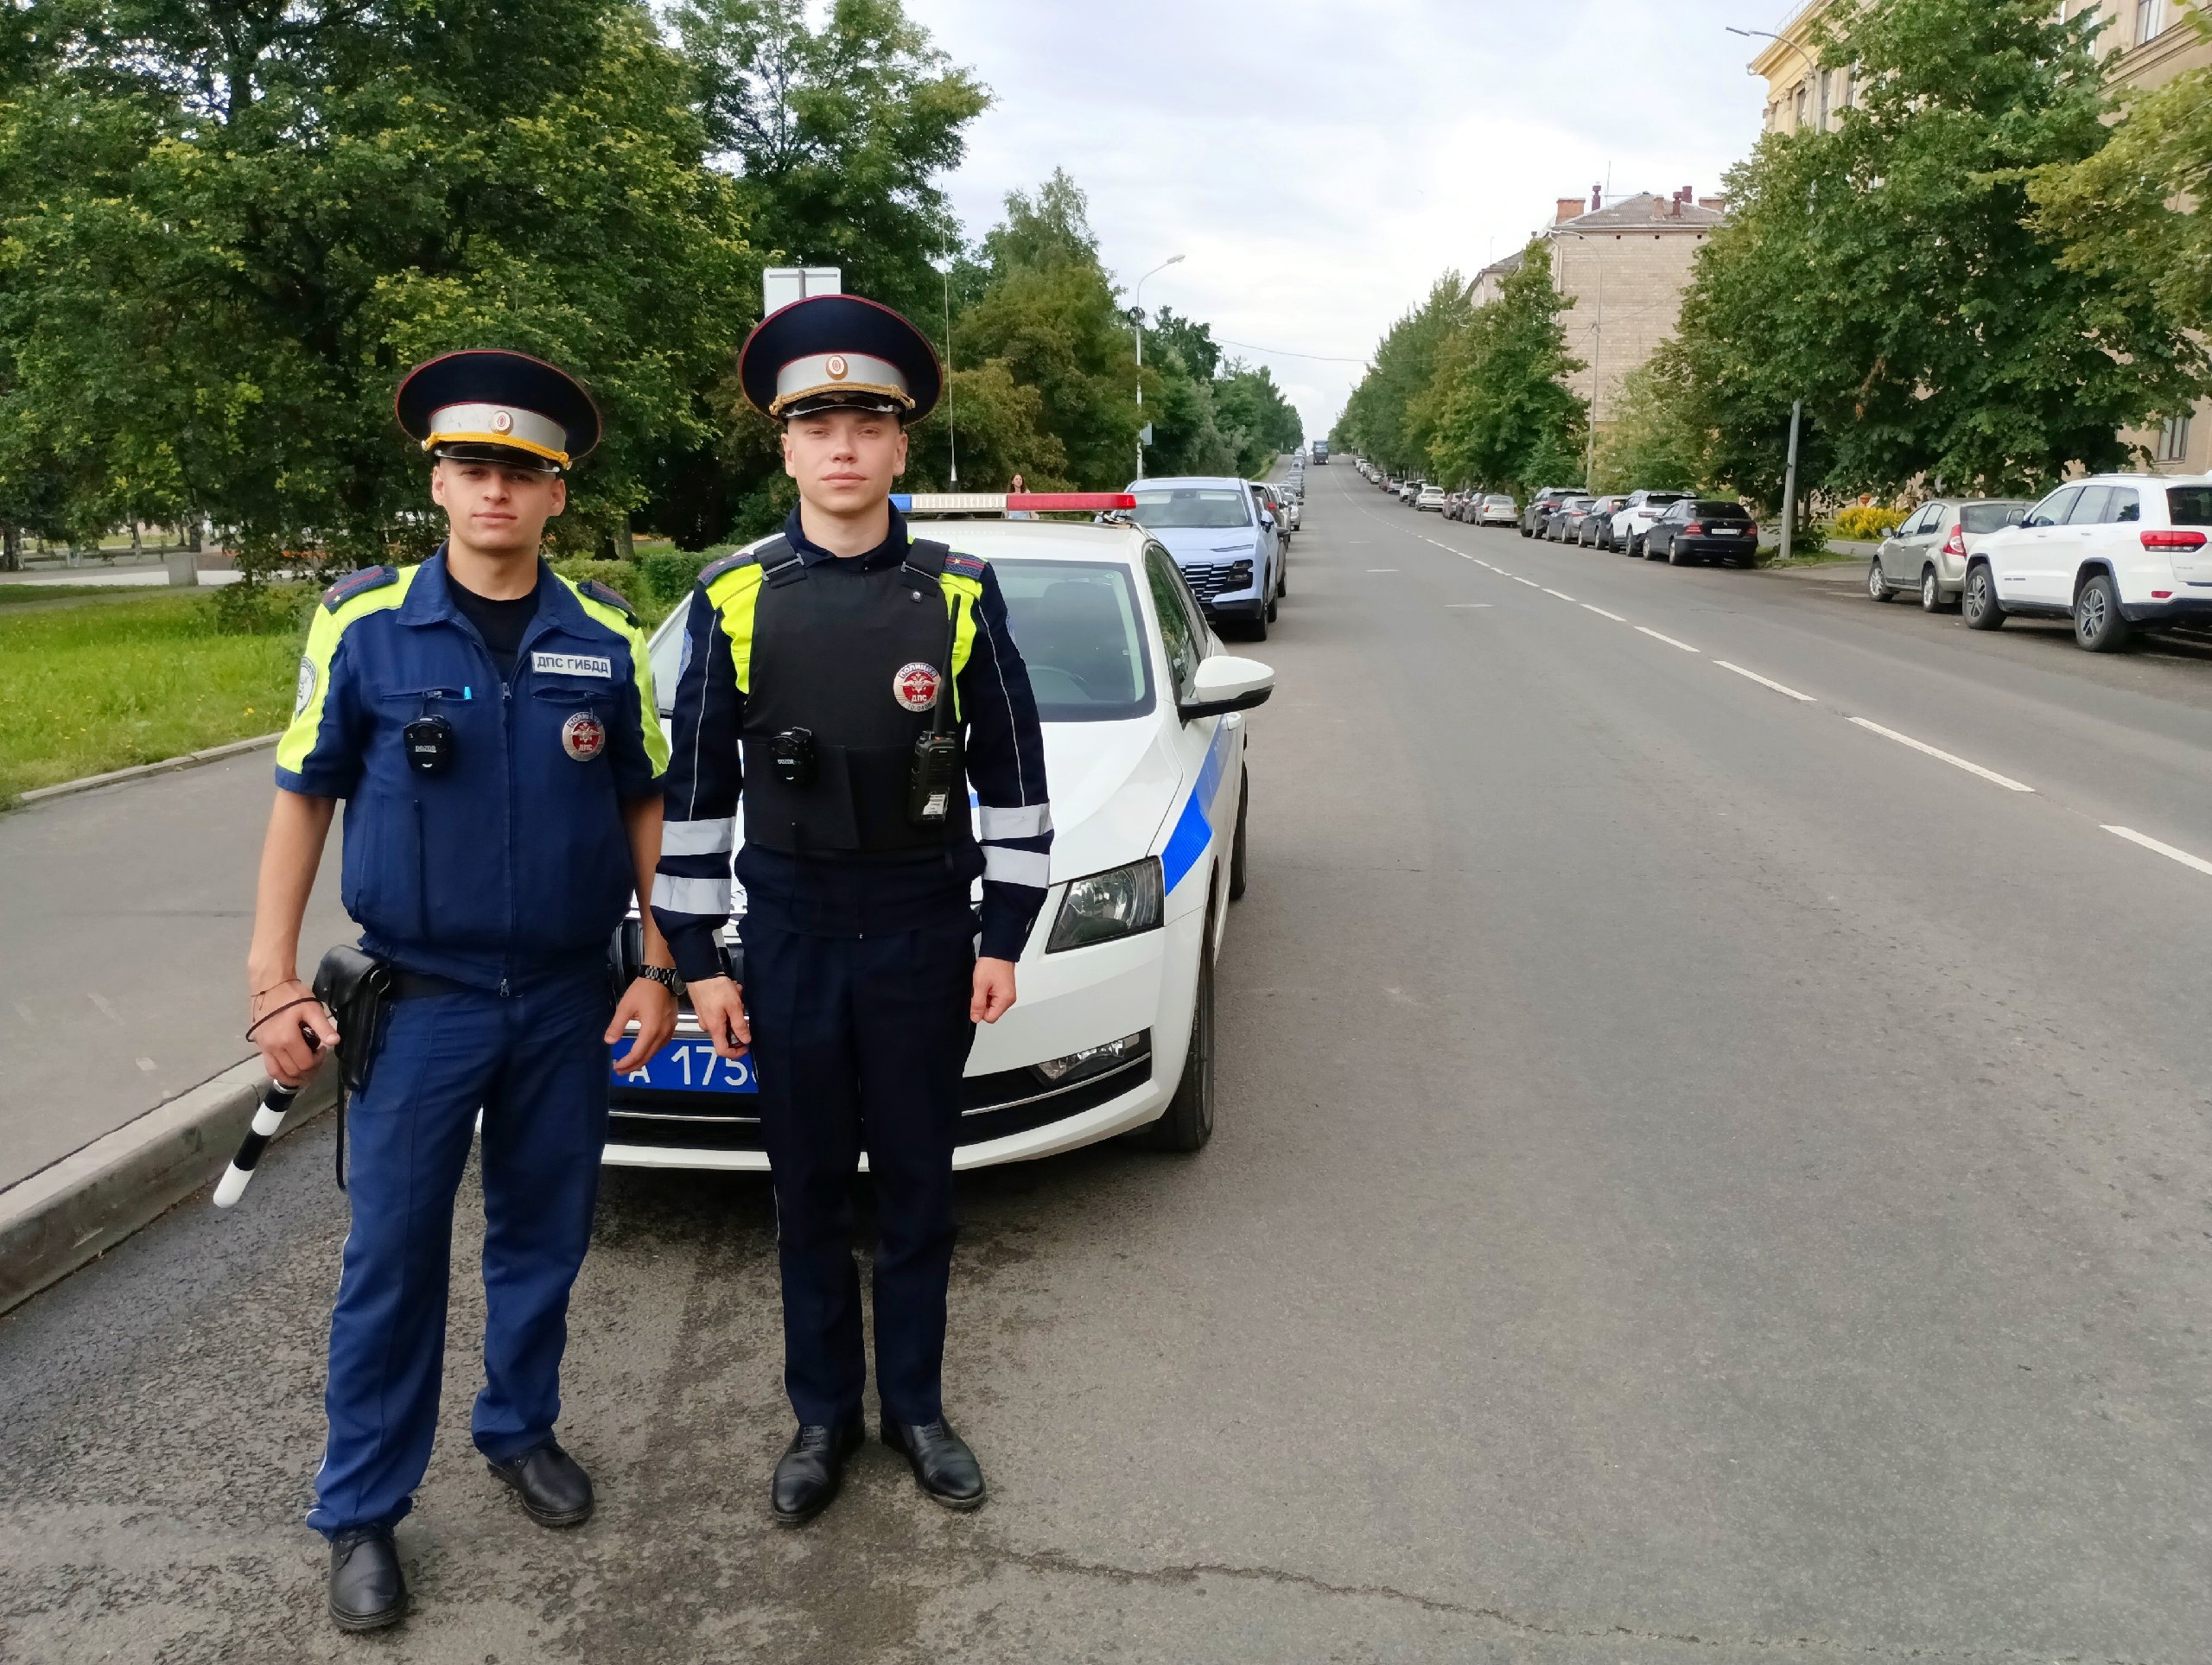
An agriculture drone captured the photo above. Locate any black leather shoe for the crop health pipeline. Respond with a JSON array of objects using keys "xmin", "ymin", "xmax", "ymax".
[
  {"xmin": 327, "ymin": 1526, "xmax": 406, "ymax": 1632},
  {"xmin": 486, "ymin": 1439, "xmax": 594, "ymax": 1528},
  {"xmin": 771, "ymin": 1420, "xmax": 864, "ymax": 1525},
  {"xmin": 883, "ymin": 1418, "xmax": 987, "ymax": 1510}
]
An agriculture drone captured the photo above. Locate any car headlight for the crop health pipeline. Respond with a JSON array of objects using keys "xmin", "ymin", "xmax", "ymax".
[{"xmin": 1046, "ymin": 857, "xmax": 1163, "ymax": 952}]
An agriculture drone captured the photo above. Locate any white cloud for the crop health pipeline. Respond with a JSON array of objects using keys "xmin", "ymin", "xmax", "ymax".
[{"xmin": 906, "ymin": 0, "xmax": 1773, "ymax": 437}]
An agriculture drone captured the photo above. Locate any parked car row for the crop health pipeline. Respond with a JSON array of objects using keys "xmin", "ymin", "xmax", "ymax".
[{"xmin": 1891, "ymin": 474, "xmax": 2212, "ymax": 653}]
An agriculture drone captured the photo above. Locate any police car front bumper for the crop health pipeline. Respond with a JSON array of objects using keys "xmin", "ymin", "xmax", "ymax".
[{"xmin": 601, "ymin": 906, "xmax": 1198, "ymax": 1172}]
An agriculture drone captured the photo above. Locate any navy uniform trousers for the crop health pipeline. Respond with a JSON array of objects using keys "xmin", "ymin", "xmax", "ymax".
[
  {"xmin": 744, "ymin": 912, "xmax": 977, "ymax": 1429},
  {"xmin": 307, "ymin": 967, "xmax": 610, "ymax": 1537}
]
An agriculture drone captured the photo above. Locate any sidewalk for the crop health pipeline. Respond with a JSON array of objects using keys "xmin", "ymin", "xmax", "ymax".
[
  {"xmin": 0, "ymin": 751, "xmax": 352, "ymax": 1193},
  {"xmin": 0, "ymin": 558, "xmax": 241, "ymax": 589}
]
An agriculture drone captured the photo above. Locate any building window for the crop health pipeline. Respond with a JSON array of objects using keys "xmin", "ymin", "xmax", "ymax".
[
  {"xmin": 2158, "ymin": 412, "xmax": 2192, "ymax": 462},
  {"xmin": 1794, "ymin": 82, "xmax": 1808, "ymax": 128},
  {"xmin": 2138, "ymin": 0, "xmax": 2167, "ymax": 45},
  {"xmin": 1818, "ymin": 68, "xmax": 1833, "ymax": 130}
]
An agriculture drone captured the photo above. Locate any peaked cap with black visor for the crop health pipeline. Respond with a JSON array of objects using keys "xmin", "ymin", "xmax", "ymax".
[
  {"xmin": 395, "ymin": 349, "xmax": 602, "ymax": 473},
  {"xmin": 739, "ymin": 294, "xmax": 942, "ymax": 424}
]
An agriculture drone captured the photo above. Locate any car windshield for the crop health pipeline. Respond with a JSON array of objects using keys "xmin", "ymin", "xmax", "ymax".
[
  {"xmin": 2166, "ymin": 486, "xmax": 2212, "ymax": 525},
  {"xmin": 1695, "ymin": 500, "xmax": 1748, "ymax": 518},
  {"xmin": 1960, "ymin": 503, "xmax": 2023, "ymax": 533},
  {"xmin": 992, "ymin": 558, "xmax": 1156, "ymax": 722},
  {"xmin": 1130, "ymin": 487, "xmax": 1251, "ymax": 530}
]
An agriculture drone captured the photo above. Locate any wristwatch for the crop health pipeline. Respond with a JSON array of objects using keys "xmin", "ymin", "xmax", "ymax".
[{"xmin": 637, "ymin": 964, "xmax": 681, "ymax": 994}]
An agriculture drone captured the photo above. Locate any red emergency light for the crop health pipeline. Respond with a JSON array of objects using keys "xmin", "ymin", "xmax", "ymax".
[{"xmin": 896, "ymin": 493, "xmax": 1139, "ymax": 515}]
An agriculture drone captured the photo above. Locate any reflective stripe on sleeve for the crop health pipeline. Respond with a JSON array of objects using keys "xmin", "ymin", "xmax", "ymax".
[
  {"xmin": 661, "ymin": 817, "xmax": 736, "ymax": 858},
  {"xmin": 651, "ymin": 873, "xmax": 731, "ymax": 915},
  {"xmin": 977, "ymin": 803, "xmax": 1052, "ymax": 840},
  {"xmin": 982, "ymin": 846, "xmax": 1051, "ymax": 888}
]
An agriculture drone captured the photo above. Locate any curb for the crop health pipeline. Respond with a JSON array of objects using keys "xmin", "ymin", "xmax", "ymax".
[
  {"xmin": 0, "ymin": 1052, "xmax": 335, "ymax": 1316},
  {"xmin": 14, "ymin": 731, "xmax": 283, "ymax": 808}
]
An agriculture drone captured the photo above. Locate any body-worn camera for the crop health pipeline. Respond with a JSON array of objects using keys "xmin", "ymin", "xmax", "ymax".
[
  {"xmin": 768, "ymin": 727, "xmax": 817, "ymax": 786},
  {"xmin": 404, "ymin": 715, "xmax": 454, "ymax": 775}
]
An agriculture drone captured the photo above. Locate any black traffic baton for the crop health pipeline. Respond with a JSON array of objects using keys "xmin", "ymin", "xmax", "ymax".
[{"xmin": 213, "ymin": 1039, "xmax": 320, "ymax": 1209}]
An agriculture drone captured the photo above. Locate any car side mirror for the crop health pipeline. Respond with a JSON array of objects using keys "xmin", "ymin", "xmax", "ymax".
[
  {"xmin": 1179, "ymin": 654, "xmax": 1274, "ymax": 722},
  {"xmin": 1260, "ymin": 511, "xmax": 1276, "ymax": 528},
  {"xmin": 2005, "ymin": 506, "xmax": 2025, "ymax": 526}
]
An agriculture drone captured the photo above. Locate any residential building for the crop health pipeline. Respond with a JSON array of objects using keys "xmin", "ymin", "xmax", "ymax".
[
  {"xmin": 1471, "ymin": 188, "xmax": 1729, "ymax": 435},
  {"xmin": 1748, "ymin": 1, "xmax": 2212, "ymax": 474},
  {"xmin": 1753, "ymin": 1, "xmax": 2208, "ymax": 134}
]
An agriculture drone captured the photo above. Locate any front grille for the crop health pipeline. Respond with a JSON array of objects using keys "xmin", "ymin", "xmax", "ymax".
[
  {"xmin": 607, "ymin": 1047, "xmax": 1155, "ymax": 1153},
  {"xmin": 1180, "ymin": 559, "xmax": 1255, "ymax": 601}
]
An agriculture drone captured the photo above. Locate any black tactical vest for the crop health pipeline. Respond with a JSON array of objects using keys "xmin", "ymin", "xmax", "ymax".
[{"xmin": 740, "ymin": 537, "xmax": 963, "ymax": 855}]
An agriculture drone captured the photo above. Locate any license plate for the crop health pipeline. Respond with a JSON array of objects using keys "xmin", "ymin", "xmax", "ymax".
[{"xmin": 611, "ymin": 1037, "xmax": 758, "ymax": 1094}]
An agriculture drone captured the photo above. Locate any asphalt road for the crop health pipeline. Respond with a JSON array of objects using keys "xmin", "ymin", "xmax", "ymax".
[{"xmin": 3, "ymin": 464, "xmax": 2209, "ymax": 1662}]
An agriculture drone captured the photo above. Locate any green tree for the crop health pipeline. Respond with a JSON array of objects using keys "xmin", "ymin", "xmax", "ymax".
[
  {"xmin": 2028, "ymin": 17, "xmax": 2212, "ymax": 340},
  {"xmin": 674, "ymin": 0, "xmax": 985, "ymax": 327},
  {"xmin": 956, "ymin": 171, "xmax": 1141, "ymax": 489},
  {"xmin": 0, "ymin": 0, "xmax": 752, "ymax": 580},
  {"xmin": 1214, "ymin": 361, "xmax": 1303, "ymax": 477},
  {"xmin": 1421, "ymin": 243, "xmax": 1586, "ymax": 496},
  {"xmin": 1337, "ymin": 273, "xmax": 1470, "ymax": 476},
  {"xmin": 1590, "ymin": 352, "xmax": 1711, "ymax": 494},
  {"xmin": 1678, "ymin": 0, "xmax": 2204, "ymax": 502}
]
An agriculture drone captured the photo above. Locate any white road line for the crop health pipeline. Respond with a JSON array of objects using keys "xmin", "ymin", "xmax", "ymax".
[
  {"xmin": 1581, "ymin": 604, "xmax": 1627, "ymax": 622},
  {"xmin": 1512, "ymin": 576, "xmax": 1541, "ymax": 588},
  {"xmin": 1847, "ymin": 718, "xmax": 2035, "ymax": 793},
  {"xmin": 2101, "ymin": 825, "xmax": 2212, "ymax": 876},
  {"xmin": 1542, "ymin": 588, "xmax": 1577, "ymax": 601},
  {"xmin": 1713, "ymin": 661, "xmax": 1818, "ymax": 702},
  {"xmin": 1445, "ymin": 603, "xmax": 1494, "ymax": 608},
  {"xmin": 1636, "ymin": 626, "xmax": 1701, "ymax": 653}
]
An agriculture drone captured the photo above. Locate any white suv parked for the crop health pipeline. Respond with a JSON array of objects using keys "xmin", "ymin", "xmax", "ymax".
[{"xmin": 1964, "ymin": 474, "xmax": 2212, "ymax": 651}]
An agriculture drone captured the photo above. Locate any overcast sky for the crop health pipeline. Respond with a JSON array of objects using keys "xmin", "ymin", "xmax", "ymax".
[{"xmin": 906, "ymin": 0, "xmax": 1794, "ymax": 440}]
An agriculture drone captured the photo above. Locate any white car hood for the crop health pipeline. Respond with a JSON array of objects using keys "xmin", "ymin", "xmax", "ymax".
[{"xmin": 1034, "ymin": 716, "xmax": 1182, "ymax": 881}]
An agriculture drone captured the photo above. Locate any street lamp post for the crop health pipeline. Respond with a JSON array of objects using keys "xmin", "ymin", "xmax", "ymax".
[{"xmin": 1132, "ymin": 254, "xmax": 1185, "ymax": 482}]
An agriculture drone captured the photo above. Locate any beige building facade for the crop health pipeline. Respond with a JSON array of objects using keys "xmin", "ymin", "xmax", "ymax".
[
  {"xmin": 1471, "ymin": 189, "xmax": 1728, "ymax": 435},
  {"xmin": 1748, "ymin": 0, "xmax": 2212, "ymax": 476}
]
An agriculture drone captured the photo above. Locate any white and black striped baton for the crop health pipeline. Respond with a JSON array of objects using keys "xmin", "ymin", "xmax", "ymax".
[{"xmin": 213, "ymin": 1065, "xmax": 313, "ymax": 1208}]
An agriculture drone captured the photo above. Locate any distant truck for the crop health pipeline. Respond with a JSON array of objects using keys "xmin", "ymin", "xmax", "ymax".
[{"xmin": 1311, "ymin": 441, "xmax": 1330, "ymax": 464}]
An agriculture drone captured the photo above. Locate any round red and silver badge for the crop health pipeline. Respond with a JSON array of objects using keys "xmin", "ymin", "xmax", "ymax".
[
  {"xmin": 561, "ymin": 711, "xmax": 607, "ymax": 761},
  {"xmin": 893, "ymin": 661, "xmax": 941, "ymax": 713},
  {"xmin": 825, "ymin": 354, "xmax": 850, "ymax": 381}
]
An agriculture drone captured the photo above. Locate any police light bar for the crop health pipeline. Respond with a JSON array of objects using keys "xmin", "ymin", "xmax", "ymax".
[{"xmin": 893, "ymin": 493, "xmax": 1138, "ymax": 515}]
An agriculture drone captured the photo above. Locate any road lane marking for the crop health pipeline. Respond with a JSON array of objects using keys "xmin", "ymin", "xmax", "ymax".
[
  {"xmin": 1512, "ymin": 576, "xmax": 1541, "ymax": 588},
  {"xmin": 1542, "ymin": 588, "xmax": 1576, "ymax": 601},
  {"xmin": 1581, "ymin": 604, "xmax": 1627, "ymax": 622},
  {"xmin": 1445, "ymin": 603, "xmax": 1494, "ymax": 608},
  {"xmin": 1847, "ymin": 718, "xmax": 2034, "ymax": 792},
  {"xmin": 2101, "ymin": 825, "xmax": 2212, "ymax": 876},
  {"xmin": 1636, "ymin": 626, "xmax": 1701, "ymax": 652},
  {"xmin": 1713, "ymin": 662, "xmax": 1817, "ymax": 702}
]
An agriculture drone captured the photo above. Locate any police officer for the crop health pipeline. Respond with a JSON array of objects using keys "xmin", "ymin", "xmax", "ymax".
[
  {"xmin": 652, "ymin": 294, "xmax": 1052, "ymax": 1522},
  {"xmin": 245, "ymin": 350, "xmax": 680, "ymax": 1631}
]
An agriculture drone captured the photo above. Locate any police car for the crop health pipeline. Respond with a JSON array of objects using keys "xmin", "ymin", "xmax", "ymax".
[{"xmin": 605, "ymin": 493, "xmax": 1274, "ymax": 1171}]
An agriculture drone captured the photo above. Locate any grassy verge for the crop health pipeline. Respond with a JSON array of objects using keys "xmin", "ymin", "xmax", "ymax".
[
  {"xmin": 0, "ymin": 583, "xmax": 162, "ymax": 607},
  {"xmin": 0, "ymin": 589, "xmax": 310, "ymax": 803}
]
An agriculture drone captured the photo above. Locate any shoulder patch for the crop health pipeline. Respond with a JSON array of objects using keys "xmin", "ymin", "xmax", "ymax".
[
  {"xmin": 321, "ymin": 564, "xmax": 398, "ymax": 613},
  {"xmin": 943, "ymin": 551, "xmax": 988, "ymax": 580},
  {"xmin": 696, "ymin": 547, "xmax": 761, "ymax": 589},
  {"xmin": 576, "ymin": 576, "xmax": 638, "ymax": 625}
]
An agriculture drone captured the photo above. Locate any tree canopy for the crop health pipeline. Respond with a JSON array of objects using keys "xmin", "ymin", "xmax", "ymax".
[{"xmin": 1672, "ymin": 0, "xmax": 2205, "ymax": 501}]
